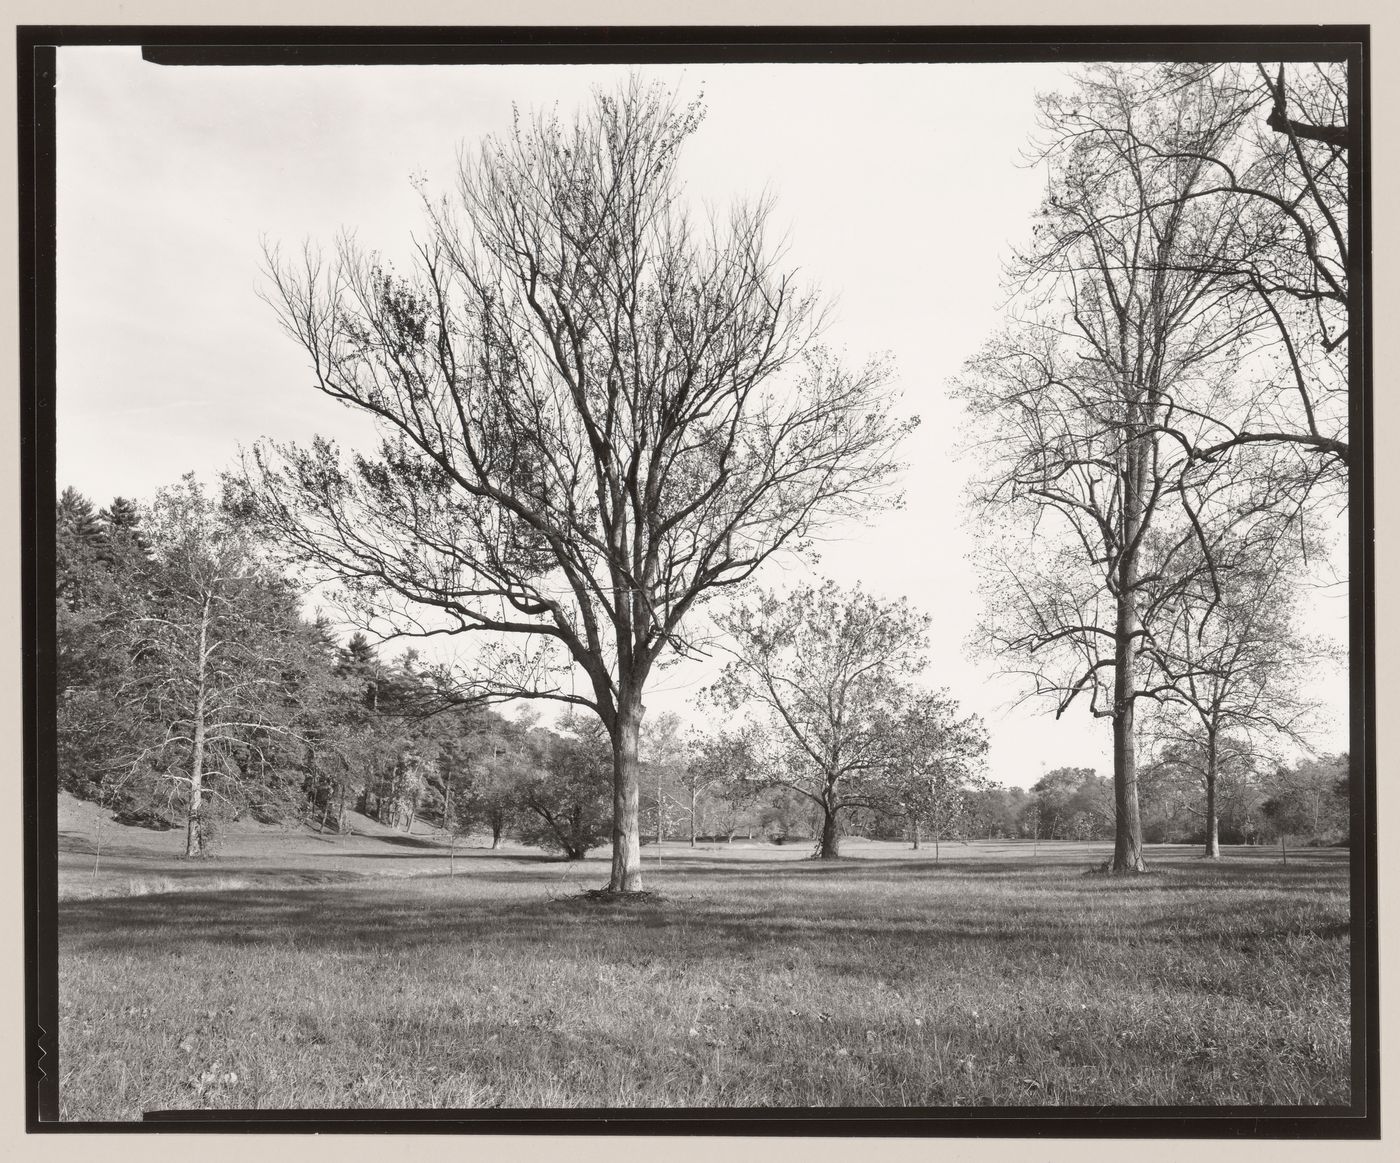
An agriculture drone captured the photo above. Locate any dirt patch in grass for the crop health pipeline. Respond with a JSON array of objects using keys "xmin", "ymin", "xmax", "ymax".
[{"xmin": 575, "ymin": 887, "xmax": 667, "ymax": 904}]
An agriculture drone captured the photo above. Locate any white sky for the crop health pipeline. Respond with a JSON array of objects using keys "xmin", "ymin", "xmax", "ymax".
[{"xmin": 53, "ymin": 46, "xmax": 1350, "ymax": 787}]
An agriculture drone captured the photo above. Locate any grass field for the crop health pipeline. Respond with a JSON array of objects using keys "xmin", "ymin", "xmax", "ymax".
[{"xmin": 55, "ymin": 794, "xmax": 1352, "ymax": 1119}]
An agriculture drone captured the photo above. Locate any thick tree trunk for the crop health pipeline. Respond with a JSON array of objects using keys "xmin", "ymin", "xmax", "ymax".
[
  {"xmin": 608, "ymin": 691, "xmax": 645, "ymax": 892},
  {"xmin": 1110, "ymin": 703, "xmax": 1147, "ymax": 872},
  {"xmin": 690, "ymin": 789, "xmax": 698, "ymax": 848},
  {"xmin": 911, "ymin": 820, "xmax": 921, "ymax": 850},
  {"xmin": 1110, "ymin": 427, "xmax": 1148, "ymax": 874},
  {"xmin": 1204, "ymin": 734, "xmax": 1221, "ymax": 859},
  {"xmin": 817, "ymin": 805, "xmax": 840, "ymax": 859},
  {"xmin": 491, "ymin": 815, "xmax": 502, "ymax": 849}
]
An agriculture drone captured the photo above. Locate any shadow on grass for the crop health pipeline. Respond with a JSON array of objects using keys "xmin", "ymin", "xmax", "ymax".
[
  {"xmin": 308, "ymin": 849, "xmax": 562, "ymax": 864},
  {"xmin": 59, "ymin": 850, "xmax": 1349, "ymax": 974},
  {"xmin": 572, "ymin": 850, "xmax": 1347, "ymax": 885},
  {"xmin": 360, "ymin": 833, "xmax": 449, "ymax": 850}
]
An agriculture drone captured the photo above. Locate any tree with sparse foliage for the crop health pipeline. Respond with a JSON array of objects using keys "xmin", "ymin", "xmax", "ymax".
[
  {"xmin": 639, "ymin": 710, "xmax": 687, "ymax": 851},
  {"xmin": 709, "ymin": 581, "xmax": 932, "ymax": 860},
  {"xmin": 246, "ymin": 77, "xmax": 915, "ymax": 893},
  {"xmin": 884, "ymin": 690, "xmax": 989, "ymax": 858},
  {"xmin": 959, "ymin": 64, "xmax": 1302, "ymax": 872},
  {"xmin": 1261, "ymin": 753, "xmax": 1348, "ymax": 860},
  {"xmin": 122, "ymin": 475, "xmax": 315, "ymax": 856},
  {"xmin": 1142, "ymin": 527, "xmax": 1325, "ymax": 858},
  {"xmin": 677, "ymin": 726, "xmax": 760, "ymax": 847}
]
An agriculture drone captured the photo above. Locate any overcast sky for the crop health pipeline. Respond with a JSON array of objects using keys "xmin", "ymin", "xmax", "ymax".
[{"xmin": 54, "ymin": 47, "xmax": 1349, "ymax": 787}]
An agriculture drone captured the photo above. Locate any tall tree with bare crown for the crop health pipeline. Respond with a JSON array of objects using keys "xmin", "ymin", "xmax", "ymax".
[{"xmin": 245, "ymin": 79, "xmax": 915, "ymax": 892}]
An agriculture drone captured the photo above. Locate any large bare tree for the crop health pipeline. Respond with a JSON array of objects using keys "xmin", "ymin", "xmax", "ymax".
[
  {"xmin": 246, "ymin": 79, "xmax": 913, "ymax": 892},
  {"xmin": 960, "ymin": 65, "xmax": 1280, "ymax": 871}
]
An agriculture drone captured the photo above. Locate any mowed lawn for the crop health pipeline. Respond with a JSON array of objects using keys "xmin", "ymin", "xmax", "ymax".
[{"xmin": 56, "ymin": 800, "xmax": 1351, "ymax": 1119}]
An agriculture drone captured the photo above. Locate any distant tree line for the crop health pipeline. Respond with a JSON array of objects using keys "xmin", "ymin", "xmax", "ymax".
[{"xmin": 958, "ymin": 759, "xmax": 1347, "ymax": 850}]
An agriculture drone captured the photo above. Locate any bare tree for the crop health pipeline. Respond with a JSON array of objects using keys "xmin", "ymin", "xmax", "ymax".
[
  {"xmin": 1142, "ymin": 527, "xmax": 1327, "ymax": 858},
  {"xmin": 246, "ymin": 79, "xmax": 913, "ymax": 892},
  {"xmin": 640, "ymin": 710, "xmax": 687, "ymax": 860},
  {"xmin": 668, "ymin": 725, "xmax": 763, "ymax": 848},
  {"xmin": 708, "ymin": 580, "xmax": 931, "ymax": 860},
  {"xmin": 124, "ymin": 475, "xmax": 311, "ymax": 857},
  {"xmin": 960, "ymin": 65, "xmax": 1276, "ymax": 872},
  {"xmin": 1090, "ymin": 61, "xmax": 1351, "ymax": 497}
]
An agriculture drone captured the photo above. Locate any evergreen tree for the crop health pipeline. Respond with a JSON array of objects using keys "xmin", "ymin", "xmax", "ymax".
[
  {"xmin": 56, "ymin": 487, "xmax": 106, "ymax": 610},
  {"xmin": 98, "ymin": 494, "xmax": 149, "ymax": 565}
]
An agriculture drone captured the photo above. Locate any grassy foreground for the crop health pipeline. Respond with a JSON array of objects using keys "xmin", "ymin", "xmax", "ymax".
[{"xmin": 57, "ymin": 805, "xmax": 1350, "ymax": 1119}]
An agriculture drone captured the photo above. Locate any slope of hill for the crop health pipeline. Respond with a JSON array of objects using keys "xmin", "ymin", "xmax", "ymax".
[{"xmin": 56, "ymin": 791, "xmax": 541, "ymax": 900}]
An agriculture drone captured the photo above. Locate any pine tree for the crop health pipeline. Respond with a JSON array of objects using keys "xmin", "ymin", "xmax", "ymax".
[
  {"xmin": 56, "ymin": 487, "xmax": 106, "ymax": 610},
  {"xmin": 55, "ymin": 486, "xmax": 147, "ymax": 801},
  {"xmin": 98, "ymin": 495, "xmax": 149, "ymax": 565}
]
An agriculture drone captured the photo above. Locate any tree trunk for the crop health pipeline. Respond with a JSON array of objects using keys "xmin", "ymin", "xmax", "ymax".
[
  {"xmin": 185, "ymin": 721, "xmax": 206, "ymax": 859},
  {"xmin": 690, "ymin": 789, "xmax": 698, "ymax": 848},
  {"xmin": 491, "ymin": 814, "xmax": 502, "ymax": 849},
  {"xmin": 1110, "ymin": 702, "xmax": 1147, "ymax": 872},
  {"xmin": 1204, "ymin": 734, "xmax": 1221, "ymax": 859},
  {"xmin": 185, "ymin": 599, "xmax": 211, "ymax": 859},
  {"xmin": 817, "ymin": 805, "xmax": 840, "ymax": 859},
  {"xmin": 406, "ymin": 805, "xmax": 416, "ymax": 833},
  {"xmin": 607, "ymin": 690, "xmax": 645, "ymax": 892},
  {"xmin": 911, "ymin": 820, "xmax": 921, "ymax": 850},
  {"xmin": 1109, "ymin": 398, "xmax": 1149, "ymax": 874},
  {"xmin": 934, "ymin": 830, "xmax": 941, "ymax": 864}
]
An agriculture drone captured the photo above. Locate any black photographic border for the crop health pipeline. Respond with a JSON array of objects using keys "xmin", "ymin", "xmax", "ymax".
[{"xmin": 17, "ymin": 22, "xmax": 1376, "ymax": 1138}]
